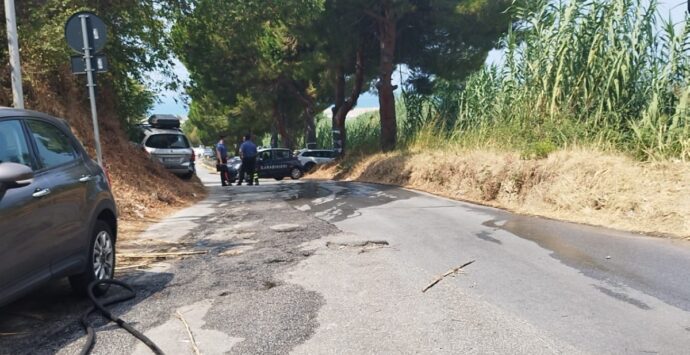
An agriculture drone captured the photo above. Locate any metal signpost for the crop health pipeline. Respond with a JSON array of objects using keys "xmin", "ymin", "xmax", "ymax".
[
  {"xmin": 65, "ymin": 11, "xmax": 108, "ymax": 167},
  {"xmin": 4, "ymin": 0, "xmax": 24, "ymax": 108}
]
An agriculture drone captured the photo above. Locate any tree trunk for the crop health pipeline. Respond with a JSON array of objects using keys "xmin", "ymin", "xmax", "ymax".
[
  {"xmin": 332, "ymin": 65, "xmax": 345, "ymax": 154},
  {"xmin": 273, "ymin": 101, "xmax": 293, "ymax": 150},
  {"xmin": 270, "ymin": 124, "xmax": 279, "ymax": 148},
  {"xmin": 377, "ymin": 5, "xmax": 397, "ymax": 152},
  {"xmin": 305, "ymin": 113, "xmax": 316, "ymax": 149},
  {"xmin": 332, "ymin": 47, "xmax": 365, "ymax": 156},
  {"xmin": 282, "ymin": 79, "xmax": 318, "ymax": 149}
]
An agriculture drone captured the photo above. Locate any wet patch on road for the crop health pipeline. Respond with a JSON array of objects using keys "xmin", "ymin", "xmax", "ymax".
[
  {"xmin": 476, "ymin": 231, "xmax": 502, "ymax": 245},
  {"xmin": 593, "ymin": 285, "xmax": 651, "ymax": 310}
]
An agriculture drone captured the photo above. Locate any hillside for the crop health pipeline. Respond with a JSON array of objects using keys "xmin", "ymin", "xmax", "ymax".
[{"xmin": 1, "ymin": 67, "xmax": 204, "ymax": 221}]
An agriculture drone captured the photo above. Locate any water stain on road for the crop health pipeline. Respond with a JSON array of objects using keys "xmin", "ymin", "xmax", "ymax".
[
  {"xmin": 593, "ymin": 285, "xmax": 651, "ymax": 310},
  {"xmin": 287, "ymin": 181, "xmax": 416, "ymax": 223},
  {"xmin": 496, "ymin": 218, "xmax": 610, "ymax": 275},
  {"xmin": 475, "ymin": 231, "xmax": 502, "ymax": 245},
  {"xmin": 480, "ymin": 214, "xmax": 690, "ymax": 313}
]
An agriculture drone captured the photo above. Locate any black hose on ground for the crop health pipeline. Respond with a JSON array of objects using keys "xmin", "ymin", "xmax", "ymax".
[{"xmin": 79, "ymin": 279, "xmax": 165, "ymax": 355}]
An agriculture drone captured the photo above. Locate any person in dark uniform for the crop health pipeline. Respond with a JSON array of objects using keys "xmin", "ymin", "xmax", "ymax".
[
  {"xmin": 237, "ymin": 133, "xmax": 258, "ymax": 186},
  {"xmin": 216, "ymin": 135, "xmax": 231, "ymax": 186}
]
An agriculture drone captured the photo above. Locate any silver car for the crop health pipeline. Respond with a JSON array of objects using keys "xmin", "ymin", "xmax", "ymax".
[
  {"xmin": 139, "ymin": 127, "xmax": 195, "ymax": 179},
  {"xmin": 295, "ymin": 149, "xmax": 337, "ymax": 172}
]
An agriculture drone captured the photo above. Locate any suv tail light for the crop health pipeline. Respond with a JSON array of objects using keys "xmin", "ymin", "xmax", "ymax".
[{"xmin": 190, "ymin": 152, "xmax": 195, "ymax": 162}]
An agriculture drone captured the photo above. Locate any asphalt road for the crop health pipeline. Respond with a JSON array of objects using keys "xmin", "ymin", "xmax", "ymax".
[
  {"xmin": 1, "ymin": 167, "xmax": 689, "ymax": 354},
  {"xmin": 286, "ymin": 180, "xmax": 690, "ymax": 354}
]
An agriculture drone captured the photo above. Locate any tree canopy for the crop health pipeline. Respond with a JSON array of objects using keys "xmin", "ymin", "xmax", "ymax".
[
  {"xmin": 0, "ymin": 0, "xmax": 180, "ymax": 127},
  {"xmin": 171, "ymin": 0, "xmax": 512, "ymax": 152}
]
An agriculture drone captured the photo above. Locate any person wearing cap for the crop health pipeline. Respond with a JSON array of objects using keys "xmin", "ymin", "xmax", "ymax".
[{"xmin": 237, "ymin": 133, "xmax": 258, "ymax": 186}]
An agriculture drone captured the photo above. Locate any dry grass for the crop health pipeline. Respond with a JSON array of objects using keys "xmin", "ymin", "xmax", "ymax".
[{"xmin": 311, "ymin": 148, "xmax": 690, "ymax": 239}]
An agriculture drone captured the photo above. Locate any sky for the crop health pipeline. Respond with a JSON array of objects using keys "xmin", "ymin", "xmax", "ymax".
[{"xmin": 151, "ymin": 0, "xmax": 687, "ymax": 116}]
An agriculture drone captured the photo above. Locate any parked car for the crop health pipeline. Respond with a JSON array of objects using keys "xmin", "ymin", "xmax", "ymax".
[
  {"xmin": 193, "ymin": 145, "xmax": 205, "ymax": 158},
  {"xmin": 226, "ymin": 148, "xmax": 303, "ymax": 183},
  {"xmin": 135, "ymin": 115, "xmax": 195, "ymax": 179},
  {"xmin": 0, "ymin": 108, "xmax": 118, "ymax": 307},
  {"xmin": 295, "ymin": 148, "xmax": 337, "ymax": 172},
  {"xmin": 257, "ymin": 148, "xmax": 304, "ymax": 180},
  {"xmin": 203, "ymin": 147, "xmax": 214, "ymax": 159}
]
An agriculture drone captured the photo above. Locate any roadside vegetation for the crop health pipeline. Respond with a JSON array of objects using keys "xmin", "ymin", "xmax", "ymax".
[
  {"xmin": 0, "ymin": 1, "xmax": 204, "ymax": 223},
  {"xmin": 328, "ymin": 0, "xmax": 689, "ymax": 161},
  {"xmin": 312, "ymin": 0, "xmax": 690, "ymax": 238}
]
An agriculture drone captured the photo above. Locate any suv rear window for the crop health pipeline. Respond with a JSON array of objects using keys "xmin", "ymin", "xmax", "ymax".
[{"xmin": 145, "ymin": 134, "xmax": 190, "ymax": 149}]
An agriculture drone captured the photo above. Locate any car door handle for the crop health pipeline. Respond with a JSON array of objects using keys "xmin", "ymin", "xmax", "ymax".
[
  {"xmin": 32, "ymin": 188, "xmax": 52, "ymax": 198},
  {"xmin": 79, "ymin": 175, "xmax": 94, "ymax": 183}
]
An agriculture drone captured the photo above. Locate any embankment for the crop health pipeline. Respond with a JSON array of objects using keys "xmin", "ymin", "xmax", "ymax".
[{"xmin": 310, "ymin": 149, "xmax": 690, "ymax": 239}]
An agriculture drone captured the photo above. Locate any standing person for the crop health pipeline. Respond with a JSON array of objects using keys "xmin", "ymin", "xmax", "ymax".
[
  {"xmin": 216, "ymin": 135, "xmax": 231, "ymax": 187},
  {"xmin": 237, "ymin": 133, "xmax": 258, "ymax": 186}
]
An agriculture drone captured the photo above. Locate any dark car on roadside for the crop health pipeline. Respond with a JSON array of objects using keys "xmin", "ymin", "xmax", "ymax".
[
  {"xmin": 227, "ymin": 148, "xmax": 303, "ymax": 183},
  {"xmin": 0, "ymin": 108, "xmax": 118, "ymax": 307}
]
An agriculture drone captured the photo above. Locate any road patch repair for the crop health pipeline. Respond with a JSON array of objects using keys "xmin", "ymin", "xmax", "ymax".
[{"xmin": 131, "ymin": 299, "xmax": 241, "ymax": 354}]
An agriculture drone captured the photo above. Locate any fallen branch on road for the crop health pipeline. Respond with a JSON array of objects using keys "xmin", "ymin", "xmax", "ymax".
[
  {"xmin": 0, "ymin": 332, "xmax": 29, "ymax": 337},
  {"xmin": 116, "ymin": 263, "xmax": 152, "ymax": 271},
  {"xmin": 119, "ymin": 251, "xmax": 208, "ymax": 259},
  {"xmin": 422, "ymin": 260, "xmax": 475, "ymax": 293},
  {"xmin": 176, "ymin": 310, "xmax": 202, "ymax": 355}
]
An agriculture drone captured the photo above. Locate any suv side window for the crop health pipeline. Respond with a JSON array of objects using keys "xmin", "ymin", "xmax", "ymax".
[
  {"xmin": 275, "ymin": 150, "xmax": 290, "ymax": 159},
  {"xmin": 0, "ymin": 120, "xmax": 33, "ymax": 168},
  {"xmin": 27, "ymin": 120, "xmax": 79, "ymax": 169},
  {"xmin": 259, "ymin": 151, "xmax": 272, "ymax": 161},
  {"xmin": 302, "ymin": 151, "xmax": 313, "ymax": 157}
]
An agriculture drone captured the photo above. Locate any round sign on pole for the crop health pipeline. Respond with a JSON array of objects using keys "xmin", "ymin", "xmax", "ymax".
[{"xmin": 65, "ymin": 11, "xmax": 107, "ymax": 54}]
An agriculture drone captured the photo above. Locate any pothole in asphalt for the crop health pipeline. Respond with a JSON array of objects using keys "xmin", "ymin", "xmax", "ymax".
[
  {"xmin": 219, "ymin": 245, "xmax": 255, "ymax": 256},
  {"xmin": 232, "ymin": 221, "xmax": 262, "ymax": 233},
  {"xmin": 326, "ymin": 240, "xmax": 390, "ymax": 253},
  {"xmin": 265, "ymin": 257, "xmax": 290, "ymax": 264},
  {"xmin": 270, "ymin": 223, "xmax": 304, "ymax": 232},
  {"xmin": 262, "ymin": 281, "xmax": 278, "ymax": 290}
]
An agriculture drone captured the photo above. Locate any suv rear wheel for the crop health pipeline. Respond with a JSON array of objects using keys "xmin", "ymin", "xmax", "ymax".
[
  {"xmin": 69, "ymin": 220, "xmax": 116, "ymax": 296},
  {"xmin": 303, "ymin": 162, "xmax": 316, "ymax": 172}
]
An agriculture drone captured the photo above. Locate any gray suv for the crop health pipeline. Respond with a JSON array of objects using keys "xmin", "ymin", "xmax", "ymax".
[
  {"xmin": 136, "ymin": 115, "xmax": 195, "ymax": 179},
  {"xmin": 0, "ymin": 108, "xmax": 117, "ymax": 307}
]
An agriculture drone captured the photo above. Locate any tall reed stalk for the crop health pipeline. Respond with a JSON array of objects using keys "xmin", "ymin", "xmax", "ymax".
[{"xmin": 404, "ymin": 0, "xmax": 690, "ymax": 160}]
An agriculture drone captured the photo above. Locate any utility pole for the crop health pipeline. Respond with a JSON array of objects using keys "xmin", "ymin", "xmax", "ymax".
[{"xmin": 4, "ymin": 0, "xmax": 24, "ymax": 109}]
